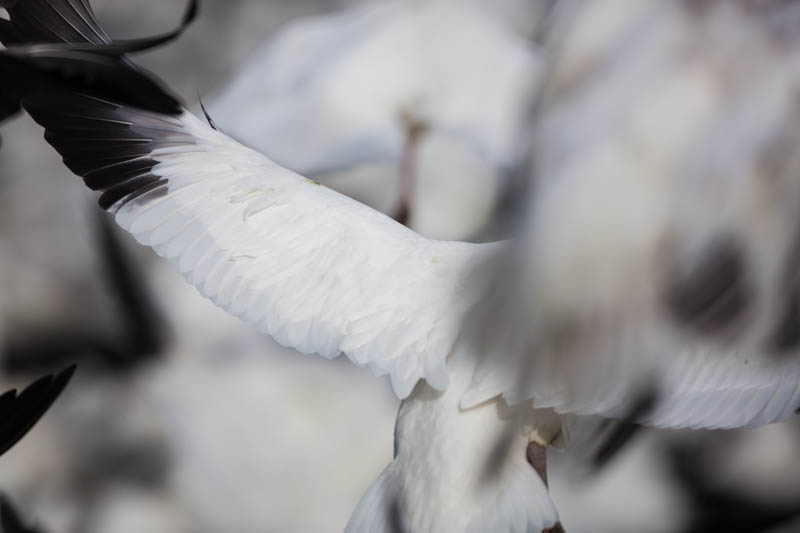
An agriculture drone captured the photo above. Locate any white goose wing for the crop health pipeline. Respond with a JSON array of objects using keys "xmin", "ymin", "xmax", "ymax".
[
  {"xmin": 22, "ymin": 93, "xmax": 499, "ymax": 399},
  {"xmin": 463, "ymin": 317, "xmax": 800, "ymax": 430},
  {"xmin": 464, "ymin": 0, "xmax": 800, "ymax": 431}
]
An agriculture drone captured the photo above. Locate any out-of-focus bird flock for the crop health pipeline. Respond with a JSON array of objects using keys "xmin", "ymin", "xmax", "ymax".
[{"xmin": 2, "ymin": 0, "xmax": 800, "ymax": 532}]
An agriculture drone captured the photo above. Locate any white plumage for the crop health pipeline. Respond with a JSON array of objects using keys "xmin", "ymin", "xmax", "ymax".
[
  {"xmin": 212, "ymin": 0, "xmax": 539, "ymax": 172},
  {"xmin": 461, "ymin": 0, "xmax": 800, "ymax": 432},
  {"xmin": 7, "ymin": 0, "xmax": 800, "ymax": 531},
  {"xmin": 210, "ymin": 0, "xmax": 542, "ymax": 238},
  {"xmin": 114, "ymin": 111, "xmax": 499, "ymax": 398}
]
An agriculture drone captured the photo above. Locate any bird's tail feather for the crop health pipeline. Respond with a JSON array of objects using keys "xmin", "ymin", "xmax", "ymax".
[
  {"xmin": 344, "ymin": 464, "xmax": 404, "ymax": 533},
  {"xmin": 345, "ymin": 456, "xmax": 559, "ymax": 533},
  {"xmin": 347, "ymin": 349, "xmax": 563, "ymax": 532}
]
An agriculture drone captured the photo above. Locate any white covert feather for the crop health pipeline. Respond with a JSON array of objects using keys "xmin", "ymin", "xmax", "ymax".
[{"xmin": 112, "ymin": 112, "xmax": 499, "ymax": 399}]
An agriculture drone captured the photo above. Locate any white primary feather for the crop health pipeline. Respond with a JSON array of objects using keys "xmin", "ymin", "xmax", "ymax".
[{"xmin": 27, "ymin": 71, "xmax": 800, "ymax": 433}]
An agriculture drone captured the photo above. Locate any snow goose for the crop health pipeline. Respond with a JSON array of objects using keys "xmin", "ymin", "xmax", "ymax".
[
  {"xmin": 462, "ymin": 0, "xmax": 800, "ymax": 430},
  {"xmin": 5, "ymin": 1, "xmax": 800, "ymax": 532},
  {"xmin": 0, "ymin": 3, "xmax": 537, "ymax": 531},
  {"xmin": 210, "ymin": 0, "xmax": 544, "ymax": 237}
]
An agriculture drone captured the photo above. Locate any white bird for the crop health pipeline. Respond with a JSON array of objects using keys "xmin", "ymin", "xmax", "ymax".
[
  {"xmin": 210, "ymin": 0, "xmax": 544, "ymax": 238},
  {"xmin": 5, "ymin": 0, "xmax": 800, "ymax": 532},
  {"xmin": 465, "ymin": 0, "xmax": 800, "ymax": 429}
]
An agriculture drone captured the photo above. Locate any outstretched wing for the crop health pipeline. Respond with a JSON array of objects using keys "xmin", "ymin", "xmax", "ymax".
[
  {"xmin": 463, "ymin": 0, "xmax": 800, "ymax": 431},
  {"xmin": 0, "ymin": 0, "xmax": 110, "ymax": 45},
  {"xmin": 0, "ymin": 1, "xmax": 498, "ymax": 399},
  {"xmin": 463, "ymin": 321, "xmax": 800, "ymax": 430},
  {"xmin": 0, "ymin": 0, "xmax": 196, "ymax": 122}
]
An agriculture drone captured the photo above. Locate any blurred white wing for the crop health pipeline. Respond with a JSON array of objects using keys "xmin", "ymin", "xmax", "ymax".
[
  {"xmin": 463, "ymin": 320, "xmax": 800, "ymax": 430},
  {"xmin": 25, "ymin": 94, "xmax": 499, "ymax": 399},
  {"xmin": 463, "ymin": 0, "xmax": 800, "ymax": 430},
  {"xmin": 639, "ymin": 348, "xmax": 800, "ymax": 429}
]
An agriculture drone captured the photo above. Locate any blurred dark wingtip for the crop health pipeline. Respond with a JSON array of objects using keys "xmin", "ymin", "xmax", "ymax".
[
  {"xmin": 0, "ymin": 365, "xmax": 76, "ymax": 457},
  {"xmin": 588, "ymin": 387, "xmax": 658, "ymax": 473},
  {"xmin": 0, "ymin": 493, "xmax": 42, "ymax": 533},
  {"xmin": 50, "ymin": 364, "xmax": 77, "ymax": 395}
]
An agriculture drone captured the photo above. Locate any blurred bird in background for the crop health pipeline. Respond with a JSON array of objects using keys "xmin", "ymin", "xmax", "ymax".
[
  {"xmin": 210, "ymin": 0, "xmax": 547, "ymax": 239},
  {"xmin": 473, "ymin": 0, "xmax": 800, "ymax": 530},
  {"xmin": 4, "ymin": 0, "xmax": 800, "ymax": 533},
  {"xmin": 0, "ymin": 366, "xmax": 75, "ymax": 533}
]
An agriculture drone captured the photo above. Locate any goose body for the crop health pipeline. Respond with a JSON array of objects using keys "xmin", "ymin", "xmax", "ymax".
[
  {"xmin": 348, "ymin": 346, "xmax": 564, "ymax": 532},
  {"xmin": 4, "ymin": 1, "xmax": 800, "ymax": 531}
]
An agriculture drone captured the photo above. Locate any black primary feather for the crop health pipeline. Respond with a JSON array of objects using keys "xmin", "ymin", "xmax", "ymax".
[
  {"xmin": 0, "ymin": 494, "xmax": 42, "ymax": 533},
  {"xmin": 24, "ymin": 91, "xmax": 193, "ymax": 210},
  {"xmin": 589, "ymin": 387, "xmax": 658, "ymax": 471},
  {"xmin": 0, "ymin": 0, "xmax": 200, "ymax": 211},
  {"xmin": 0, "ymin": 0, "xmax": 198, "ymax": 117},
  {"xmin": 0, "ymin": 0, "xmax": 111, "ymax": 45},
  {"xmin": 0, "ymin": 0, "xmax": 197, "ymax": 52},
  {"xmin": 665, "ymin": 238, "xmax": 752, "ymax": 335},
  {"xmin": 0, "ymin": 365, "xmax": 75, "ymax": 457},
  {"xmin": 3, "ymin": 2, "xmax": 197, "ymax": 57}
]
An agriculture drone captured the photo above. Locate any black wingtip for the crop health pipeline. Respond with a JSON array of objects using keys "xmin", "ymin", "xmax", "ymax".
[
  {"xmin": 0, "ymin": 364, "xmax": 77, "ymax": 457},
  {"xmin": 588, "ymin": 387, "xmax": 657, "ymax": 472},
  {"xmin": 51, "ymin": 363, "xmax": 77, "ymax": 392},
  {"xmin": 0, "ymin": 493, "xmax": 41, "ymax": 533},
  {"xmin": 0, "ymin": 0, "xmax": 200, "ymax": 117}
]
